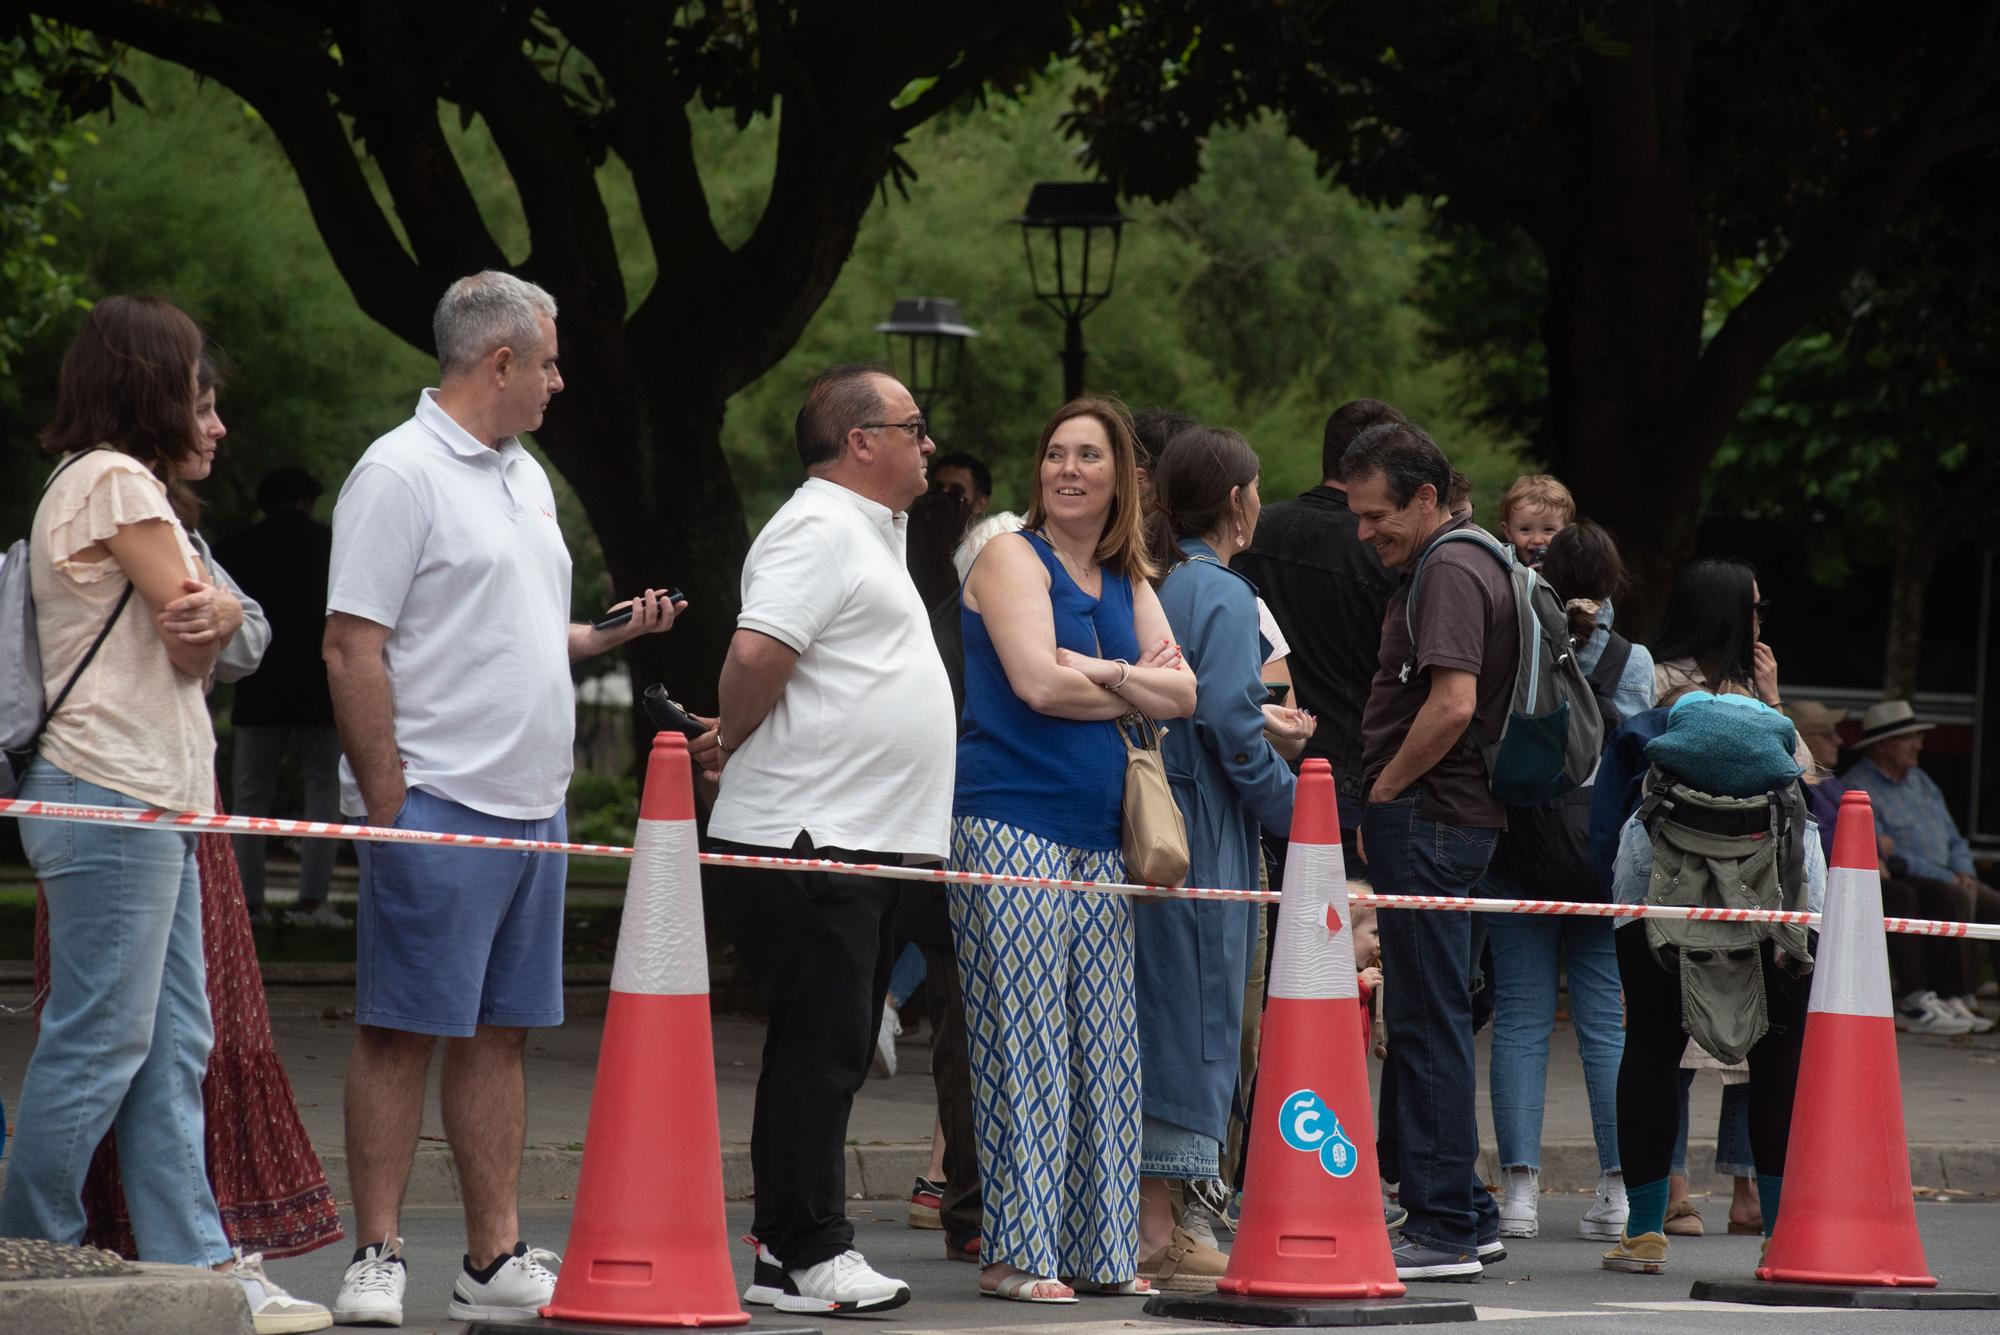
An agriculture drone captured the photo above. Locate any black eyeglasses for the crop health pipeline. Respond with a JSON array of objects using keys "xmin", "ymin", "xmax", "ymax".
[
  {"xmin": 859, "ymin": 419, "xmax": 929, "ymax": 441},
  {"xmin": 1754, "ymin": 598, "xmax": 1771, "ymax": 620}
]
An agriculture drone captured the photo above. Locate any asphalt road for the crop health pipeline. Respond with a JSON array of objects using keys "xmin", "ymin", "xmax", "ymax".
[{"xmin": 248, "ymin": 1193, "xmax": 2000, "ymax": 1335}]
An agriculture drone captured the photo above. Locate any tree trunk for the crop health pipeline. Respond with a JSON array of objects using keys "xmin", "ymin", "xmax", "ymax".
[
  {"xmin": 1883, "ymin": 505, "xmax": 1941, "ymax": 699},
  {"xmin": 1539, "ymin": 3, "xmax": 1710, "ymax": 637}
]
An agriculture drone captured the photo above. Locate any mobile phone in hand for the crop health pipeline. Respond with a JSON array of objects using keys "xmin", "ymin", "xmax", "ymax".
[
  {"xmin": 641, "ymin": 683, "xmax": 709, "ymax": 741},
  {"xmin": 592, "ymin": 588, "xmax": 685, "ymax": 632}
]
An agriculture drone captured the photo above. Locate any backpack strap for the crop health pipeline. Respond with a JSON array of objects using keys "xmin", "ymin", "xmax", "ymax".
[
  {"xmin": 1398, "ymin": 527, "xmax": 1515, "ymax": 683},
  {"xmin": 25, "ymin": 447, "xmax": 134, "ymax": 748},
  {"xmin": 1587, "ymin": 630, "xmax": 1633, "ymax": 696}
]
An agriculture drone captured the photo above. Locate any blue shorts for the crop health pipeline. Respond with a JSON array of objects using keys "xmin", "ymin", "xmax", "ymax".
[{"xmin": 351, "ymin": 786, "xmax": 566, "ymax": 1037}]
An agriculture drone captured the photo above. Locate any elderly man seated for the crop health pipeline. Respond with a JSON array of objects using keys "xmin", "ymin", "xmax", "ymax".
[{"xmin": 1842, "ymin": 700, "xmax": 1999, "ymax": 1035}]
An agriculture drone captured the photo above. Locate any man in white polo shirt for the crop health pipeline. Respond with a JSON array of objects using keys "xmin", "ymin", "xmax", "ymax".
[
  {"xmin": 695, "ymin": 363, "xmax": 955, "ymax": 1316},
  {"xmin": 322, "ymin": 271, "xmax": 681, "ymax": 1326}
]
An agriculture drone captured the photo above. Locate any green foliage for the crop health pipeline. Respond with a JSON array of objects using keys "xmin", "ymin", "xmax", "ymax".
[
  {"xmin": 5, "ymin": 57, "xmax": 1516, "ymax": 577},
  {"xmin": 0, "ymin": 22, "xmax": 92, "ymax": 380}
]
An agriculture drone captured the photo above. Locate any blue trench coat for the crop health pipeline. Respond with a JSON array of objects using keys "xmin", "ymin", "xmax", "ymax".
[{"xmin": 1136, "ymin": 539, "xmax": 1297, "ymax": 1143}]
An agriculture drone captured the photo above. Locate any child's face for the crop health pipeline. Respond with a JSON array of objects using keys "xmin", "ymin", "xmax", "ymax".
[
  {"xmin": 1351, "ymin": 910, "xmax": 1380, "ymax": 969},
  {"xmin": 1503, "ymin": 502, "xmax": 1566, "ymax": 560}
]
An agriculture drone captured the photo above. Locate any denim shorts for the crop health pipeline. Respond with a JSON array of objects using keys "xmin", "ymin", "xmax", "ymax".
[{"xmin": 352, "ymin": 786, "xmax": 566, "ymax": 1037}]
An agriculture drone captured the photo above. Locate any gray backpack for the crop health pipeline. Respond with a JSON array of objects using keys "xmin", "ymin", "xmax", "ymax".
[
  {"xmin": 1402, "ymin": 528, "xmax": 1605, "ymax": 805},
  {"xmin": 3, "ymin": 451, "xmax": 134, "ymax": 797},
  {"xmin": 1636, "ymin": 768, "xmax": 1813, "ymax": 1063}
]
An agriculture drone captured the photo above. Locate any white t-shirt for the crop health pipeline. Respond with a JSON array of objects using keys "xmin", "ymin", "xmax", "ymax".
[
  {"xmin": 327, "ymin": 391, "xmax": 574, "ymax": 820},
  {"xmin": 1256, "ymin": 595, "xmax": 1290, "ymax": 667},
  {"xmin": 708, "ymin": 478, "xmax": 956, "ymax": 860}
]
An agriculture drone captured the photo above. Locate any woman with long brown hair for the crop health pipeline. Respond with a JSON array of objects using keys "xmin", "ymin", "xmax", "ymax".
[
  {"xmin": 3, "ymin": 298, "xmax": 327, "ymax": 1331},
  {"xmin": 949, "ymin": 395, "xmax": 1194, "ymax": 1302}
]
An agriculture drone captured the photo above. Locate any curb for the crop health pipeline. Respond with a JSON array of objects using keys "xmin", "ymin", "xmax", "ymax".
[
  {"xmin": 0, "ymin": 1263, "xmax": 252, "ymax": 1335},
  {"xmin": 306, "ymin": 1141, "xmax": 2000, "ymax": 1206}
]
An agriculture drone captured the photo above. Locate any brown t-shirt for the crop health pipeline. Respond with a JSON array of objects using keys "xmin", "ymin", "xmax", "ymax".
[{"xmin": 1360, "ymin": 517, "xmax": 1519, "ymax": 828}]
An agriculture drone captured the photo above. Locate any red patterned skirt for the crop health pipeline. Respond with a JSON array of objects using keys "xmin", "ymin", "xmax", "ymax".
[{"xmin": 34, "ymin": 810, "xmax": 345, "ymax": 1259}]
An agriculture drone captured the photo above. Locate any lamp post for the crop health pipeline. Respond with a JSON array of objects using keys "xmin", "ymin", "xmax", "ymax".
[
  {"xmin": 1013, "ymin": 181, "xmax": 1131, "ymax": 401},
  {"xmin": 874, "ymin": 297, "xmax": 979, "ymax": 410}
]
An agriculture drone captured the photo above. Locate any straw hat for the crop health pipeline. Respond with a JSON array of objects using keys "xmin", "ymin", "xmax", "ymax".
[
  {"xmin": 1855, "ymin": 699, "xmax": 1933, "ymax": 748},
  {"xmin": 1784, "ymin": 700, "xmax": 1848, "ymax": 732}
]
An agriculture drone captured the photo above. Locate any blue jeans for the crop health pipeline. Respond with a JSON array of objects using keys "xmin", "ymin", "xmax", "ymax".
[
  {"xmin": 1362, "ymin": 796, "xmax": 1500, "ymax": 1252},
  {"xmin": 887, "ymin": 941, "xmax": 928, "ymax": 1007},
  {"xmin": 1673, "ymin": 1070, "xmax": 1756, "ymax": 1178},
  {"xmin": 0, "ymin": 760, "xmax": 231, "ymax": 1265},
  {"xmin": 1486, "ymin": 907, "xmax": 1624, "ymax": 1174}
]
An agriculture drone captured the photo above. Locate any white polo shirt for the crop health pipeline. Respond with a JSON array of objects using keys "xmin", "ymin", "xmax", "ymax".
[
  {"xmin": 328, "ymin": 390, "xmax": 574, "ymax": 820},
  {"xmin": 708, "ymin": 477, "xmax": 956, "ymax": 860}
]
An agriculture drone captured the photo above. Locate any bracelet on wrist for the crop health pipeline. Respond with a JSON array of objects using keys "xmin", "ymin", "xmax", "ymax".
[{"xmin": 1111, "ymin": 658, "xmax": 1131, "ymax": 691}]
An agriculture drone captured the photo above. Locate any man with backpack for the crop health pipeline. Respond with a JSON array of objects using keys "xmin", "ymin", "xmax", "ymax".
[{"xmin": 1344, "ymin": 421, "xmax": 1523, "ymax": 1282}]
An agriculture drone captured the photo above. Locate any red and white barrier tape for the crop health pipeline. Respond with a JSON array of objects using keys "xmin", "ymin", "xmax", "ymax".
[{"xmin": 5, "ymin": 796, "xmax": 1997, "ymax": 942}]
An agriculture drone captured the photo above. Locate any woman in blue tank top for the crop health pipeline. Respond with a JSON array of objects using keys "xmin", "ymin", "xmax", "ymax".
[{"xmin": 950, "ymin": 396, "xmax": 1195, "ymax": 1302}]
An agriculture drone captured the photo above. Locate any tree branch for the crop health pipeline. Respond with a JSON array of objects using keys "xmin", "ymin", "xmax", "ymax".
[
  {"xmin": 555, "ymin": 6, "xmax": 729, "ymax": 292},
  {"xmin": 37, "ymin": 0, "xmax": 436, "ymax": 347}
]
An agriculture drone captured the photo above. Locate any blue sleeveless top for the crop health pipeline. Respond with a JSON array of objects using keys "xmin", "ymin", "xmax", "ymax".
[{"xmin": 954, "ymin": 530, "xmax": 1140, "ymax": 850}]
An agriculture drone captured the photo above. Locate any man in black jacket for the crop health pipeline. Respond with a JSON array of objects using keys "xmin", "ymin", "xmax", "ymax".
[{"xmin": 1233, "ymin": 398, "xmax": 1406, "ymax": 843}]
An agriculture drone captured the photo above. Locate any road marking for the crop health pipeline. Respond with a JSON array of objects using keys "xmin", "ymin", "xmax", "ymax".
[{"xmin": 1601, "ymin": 1299, "xmax": 1873, "ymax": 1313}]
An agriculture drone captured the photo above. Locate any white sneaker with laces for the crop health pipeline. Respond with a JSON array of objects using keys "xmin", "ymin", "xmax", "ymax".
[
  {"xmin": 231, "ymin": 1249, "xmax": 333, "ymax": 1334},
  {"xmin": 1181, "ymin": 1178, "xmax": 1233, "ymax": 1250},
  {"xmin": 871, "ymin": 1003, "xmax": 901, "ymax": 1079},
  {"xmin": 331, "ymin": 1236, "xmax": 405, "ymax": 1327},
  {"xmin": 779, "ymin": 1249, "xmax": 910, "ymax": 1314},
  {"xmin": 1579, "ymin": 1171, "xmax": 1629, "ymax": 1240},
  {"xmin": 447, "ymin": 1241, "xmax": 560, "ymax": 1322},
  {"xmin": 1497, "ymin": 1165, "xmax": 1539, "ymax": 1238},
  {"xmin": 1896, "ymin": 990, "xmax": 1974, "ymax": 1036},
  {"xmin": 1945, "ymin": 995, "xmax": 1997, "ymax": 1034}
]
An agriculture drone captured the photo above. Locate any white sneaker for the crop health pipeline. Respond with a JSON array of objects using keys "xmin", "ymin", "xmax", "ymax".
[
  {"xmin": 231, "ymin": 1249, "xmax": 333, "ymax": 1333},
  {"xmin": 1896, "ymin": 991, "xmax": 1974, "ymax": 1036},
  {"xmin": 1497, "ymin": 1166, "xmax": 1539, "ymax": 1238},
  {"xmin": 1181, "ymin": 1178, "xmax": 1233, "ymax": 1250},
  {"xmin": 1944, "ymin": 995, "xmax": 1997, "ymax": 1034},
  {"xmin": 778, "ymin": 1249, "xmax": 910, "ymax": 1314},
  {"xmin": 447, "ymin": 1242, "xmax": 560, "ymax": 1322},
  {"xmin": 332, "ymin": 1237, "xmax": 405, "ymax": 1327},
  {"xmin": 871, "ymin": 1003, "xmax": 901, "ymax": 1079},
  {"xmin": 287, "ymin": 903, "xmax": 349, "ymax": 929},
  {"xmin": 1579, "ymin": 1171, "xmax": 1629, "ymax": 1240}
]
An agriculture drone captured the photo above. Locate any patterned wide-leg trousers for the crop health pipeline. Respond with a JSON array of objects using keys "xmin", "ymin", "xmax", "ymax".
[{"xmin": 949, "ymin": 816, "xmax": 1142, "ymax": 1282}]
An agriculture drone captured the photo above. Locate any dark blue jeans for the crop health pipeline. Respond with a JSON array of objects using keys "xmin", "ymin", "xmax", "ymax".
[{"xmin": 1363, "ymin": 795, "xmax": 1500, "ymax": 1253}]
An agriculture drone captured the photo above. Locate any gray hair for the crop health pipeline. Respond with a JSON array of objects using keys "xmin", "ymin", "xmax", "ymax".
[
  {"xmin": 433, "ymin": 271, "xmax": 558, "ymax": 378},
  {"xmin": 794, "ymin": 362, "xmax": 891, "ymax": 471}
]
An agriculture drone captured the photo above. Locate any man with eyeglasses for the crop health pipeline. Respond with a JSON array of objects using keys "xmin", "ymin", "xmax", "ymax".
[{"xmin": 693, "ymin": 363, "xmax": 953, "ymax": 1316}]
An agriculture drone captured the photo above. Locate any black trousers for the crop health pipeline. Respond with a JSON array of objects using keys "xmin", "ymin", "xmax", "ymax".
[
  {"xmin": 1881, "ymin": 877, "xmax": 1970, "ymax": 999},
  {"xmin": 713, "ymin": 833, "xmax": 900, "ymax": 1269},
  {"xmin": 1614, "ymin": 925, "xmax": 1809, "ymax": 1186},
  {"xmin": 919, "ymin": 943, "xmax": 983, "ymax": 1239}
]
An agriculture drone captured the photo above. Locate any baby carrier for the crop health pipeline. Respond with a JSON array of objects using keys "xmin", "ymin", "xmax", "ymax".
[{"xmin": 1635, "ymin": 694, "xmax": 1813, "ymax": 1064}]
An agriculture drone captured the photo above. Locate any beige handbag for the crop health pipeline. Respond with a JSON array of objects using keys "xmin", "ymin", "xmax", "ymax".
[{"xmin": 1116, "ymin": 712, "xmax": 1190, "ymax": 887}]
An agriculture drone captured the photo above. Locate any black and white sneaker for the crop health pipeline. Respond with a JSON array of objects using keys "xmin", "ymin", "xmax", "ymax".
[
  {"xmin": 742, "ymin": 1239, "xmax": 789, "ymax": 1306},
  {"xmin": 1477, "ymin": 1239, "xmax": 1507, "ymax": 1266},
  {"xmin": 752, "ymin": 1246, "xmax": 911, "ymax": 1315},
  {"xmin": 1391, "ymin": 1237, "xmax": 1482, "ymax": 1283}
]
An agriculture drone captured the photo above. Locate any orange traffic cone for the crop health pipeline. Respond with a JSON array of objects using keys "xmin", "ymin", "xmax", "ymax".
[
  {"xmin": 1697, "ymin": 789, "xmax": 1996, "ymax": 1311},
  {"xmin": 540, "ymin": 732, "xmax": 750, "ymax": 1327},
  {"xmin": 1144, "ymin": 760, "xmax": 1473, "ymax": 1327}
]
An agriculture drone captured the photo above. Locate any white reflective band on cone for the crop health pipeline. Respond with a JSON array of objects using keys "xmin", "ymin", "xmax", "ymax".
[
  {"xmin": 1266, "ymin": 841, "xmax": 1358, "ymax": 1002},
  {"xmin": 1806, "ymin": 864, "xmax": 1894, "ymax": 1018},
  {"xmin": 609, "ymin": 817, "xmax": 709, "ymax": 996}
]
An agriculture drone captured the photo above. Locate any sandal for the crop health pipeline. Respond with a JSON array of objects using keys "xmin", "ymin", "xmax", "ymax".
[
  {"xmin": 1064, "ymin": 1276, "xmax": 1155, "ymax": 1296},
  {"xmin": 1664, "ymin": 1200, "xmax": 1705, "ymax": 1237},
  {"xmin": 1726, "ymin": 1218, "xmax": 1764, "ymax": 1235},
  {"xmin": 982, "ymin": 1271, "xmax": 1077, "ymax": 1304}
]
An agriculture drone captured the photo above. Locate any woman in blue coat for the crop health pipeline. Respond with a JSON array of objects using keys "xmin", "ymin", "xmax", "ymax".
[{"xmin": 1134, "ymin": 425, "xmax": 1300, "ymax": 1290}]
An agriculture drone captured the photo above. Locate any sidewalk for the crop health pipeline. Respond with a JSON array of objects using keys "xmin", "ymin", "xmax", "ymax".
[{"xmin": 4, "ymin": 977, "xmax": 1996, "ymax": 1204}]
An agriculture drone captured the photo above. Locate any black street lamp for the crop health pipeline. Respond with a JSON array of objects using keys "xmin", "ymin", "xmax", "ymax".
[
  {"xmin": 1013, "ymin": 181, "xmax": 1131, "ymax": 401},
  {"xmin": 874, "ymin": 297, "xmax": 979, "ymax": 409}
]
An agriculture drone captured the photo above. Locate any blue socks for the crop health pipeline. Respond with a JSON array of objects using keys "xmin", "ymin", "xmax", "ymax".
[
  {"xmin": 1756, "ymin": 1173, "xmax": 1784, "ymax": 1238},
  {"xmin": 1626, "ymin": 1177, "xmax": 1671, "ymax": 1238}
]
